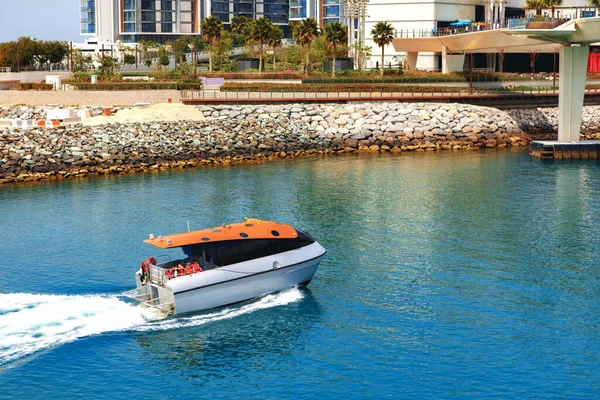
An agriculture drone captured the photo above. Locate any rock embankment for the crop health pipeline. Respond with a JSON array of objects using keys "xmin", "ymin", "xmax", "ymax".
[{"xmin": 1, "ymin": 102, "xmax": 600, "ymax": 184}]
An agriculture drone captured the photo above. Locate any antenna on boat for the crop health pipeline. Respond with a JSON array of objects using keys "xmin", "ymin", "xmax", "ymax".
[{"xmin": 187, "ymin": 220, "xmax": 191, "ymax": 232}]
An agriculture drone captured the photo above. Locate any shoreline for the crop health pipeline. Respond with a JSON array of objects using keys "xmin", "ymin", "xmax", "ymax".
[{"xmin": 2, "ymin": 102, "xmax": 600, "ymax": 185}]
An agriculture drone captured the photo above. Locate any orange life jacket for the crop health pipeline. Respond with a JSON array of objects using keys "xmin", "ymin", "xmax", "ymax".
[{"xmin": 192, "ymin": 262, "xmax": 202, "ymax": 273}]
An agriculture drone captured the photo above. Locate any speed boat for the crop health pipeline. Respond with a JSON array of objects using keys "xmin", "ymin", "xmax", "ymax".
[{"xmin": 123, "ymin": 219, "xmax": 326, "ymax": 316}]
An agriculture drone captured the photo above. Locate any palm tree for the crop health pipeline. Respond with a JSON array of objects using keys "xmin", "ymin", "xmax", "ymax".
[
  {"xmin": 324, "ymin": 21, "xmax": 347, "ymax": 78},
  {"xmin": 268, "ymin": 25, "xmax": 283, "ymax": 71},
  {"xmin": 526, "ymin": 0, "xmax": 545, "ymax": 16},
  {"xmin": 231, "ymin": 16, "xmax": 247, "ymax": 34},
  {"xmin": 297, "ymin": 18, "xmax": 321, "ymax": 75},
  {"xmin": 201, "ymin": 16, "xmax": 222, "ymax": 73},
  {"xmin": 289, "ymin": 20, "xmax": 301, "ymax": 45},
  {"xmin": 545, "ymin": 0, "xmax": 563, "ymax": 18},
  {"xmin": 371, "ymin": 21, "xmax": 394, "ymax": 77},
  {"xmin": 591, "ymin": 0, "xmax": 600, "ymax": 6},
  {"xmin": 250, "ymin": 17, "xmax": 274, "ymax": 73}
]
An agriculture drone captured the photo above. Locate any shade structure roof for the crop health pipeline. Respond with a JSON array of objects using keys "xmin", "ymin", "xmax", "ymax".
[
  {"xmin": 392, "ymin": 17, "xmax": 600, "ymax": 54},
  {"xmin": 144, "ymin": 219, "xmax": 299, "ymax": 249}
]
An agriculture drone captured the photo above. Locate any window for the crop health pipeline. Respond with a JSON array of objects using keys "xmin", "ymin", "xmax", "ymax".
[
  {"xmin": 142, "ymin": 11, "xmax": 156, "ymax": 21},
  {"xmin": 124, "ymin": 11, "xmax": 135, "ymax": 22},
  {"xmin": 141, "ymin": 23, "xmax": 156, "ymax": 32},
  {"xmin": 141, "ymin": 0, "xmax": 155, "ymax": 10},
  {"xmin": 182, "ymin": 231, "xmax": 315, "ymax": 268},
  {"xmin": 161, "ymin": 23, "xmax": 173, "ymax": 32}
]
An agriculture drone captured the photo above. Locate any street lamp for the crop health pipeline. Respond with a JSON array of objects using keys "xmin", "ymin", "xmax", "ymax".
[{"xmin": 344, "ymin": 0, "xmax": 368, "ymax": 67}]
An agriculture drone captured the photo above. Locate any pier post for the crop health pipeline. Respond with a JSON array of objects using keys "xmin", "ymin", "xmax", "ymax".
[
  {"xmin": 407, "ymin": 52, "xmax": 418, "ymax": 70},
  {"xmin": 558, "ymin": 45, "xmax": 590, "ymax": 142},
  {"xmin": 442, "ymin": 45, "xmax": 448, "ymax": 73}
]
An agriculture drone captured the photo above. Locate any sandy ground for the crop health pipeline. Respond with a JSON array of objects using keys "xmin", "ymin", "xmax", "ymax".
[{"xmin": 81, "ymin": 103, "xmax": 205, "ymax": 126}]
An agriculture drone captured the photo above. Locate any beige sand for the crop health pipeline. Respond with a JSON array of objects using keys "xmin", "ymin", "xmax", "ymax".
[{"xmin": 81, "ymin": 103, "xmax": 205, "ymax": 126}]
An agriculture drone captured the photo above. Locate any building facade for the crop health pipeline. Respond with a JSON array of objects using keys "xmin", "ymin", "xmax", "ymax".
[{"xmin": 81, "ymin": 0, "xmax": 291, "ymax": 43}]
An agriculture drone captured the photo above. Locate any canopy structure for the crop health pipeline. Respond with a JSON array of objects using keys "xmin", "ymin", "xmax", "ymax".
[
  {"xmin": 392, "ymin": 16, "xmax": 600, "ymax": 143},
  {"xmin": 450, "ymin": 20, "xmax": 472, "ymax": 27},
  {"xmin": 144, "ymin": 219, "xmax": 298, "ymax": 248}
]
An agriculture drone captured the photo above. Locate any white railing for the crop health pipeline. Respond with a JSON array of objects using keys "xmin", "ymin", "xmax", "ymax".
[{"xmin": 0, "ymin": 67, "xmax": 11, "ymax": 73}]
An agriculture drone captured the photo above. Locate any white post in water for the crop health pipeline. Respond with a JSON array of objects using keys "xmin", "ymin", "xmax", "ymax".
[{"xmin": 558, "ymin": 44, "xmax": 590, "ymax": 143}]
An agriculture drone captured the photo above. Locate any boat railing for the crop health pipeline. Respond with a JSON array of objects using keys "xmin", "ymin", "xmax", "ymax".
[
  {"xmin": 148, "ymin": 263, "xmax": 169, "ymax": 287},
  {"xmin": 122, "ymin": 287, "xmax": 174, "ymax": 316}
]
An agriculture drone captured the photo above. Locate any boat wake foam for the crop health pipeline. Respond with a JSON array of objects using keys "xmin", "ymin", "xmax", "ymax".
[
  {"xmin": 134, "ymin": 287, "xmax": 305, "ymax": 332},
  {"xmin": 0, "ymin": 288, "xmax": 303, "ymax": 366}
]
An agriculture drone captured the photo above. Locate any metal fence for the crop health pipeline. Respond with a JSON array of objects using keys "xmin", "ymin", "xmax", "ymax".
[{"xmin": 180, "ymin": 85, "xmax": 600, "ymax": 101}]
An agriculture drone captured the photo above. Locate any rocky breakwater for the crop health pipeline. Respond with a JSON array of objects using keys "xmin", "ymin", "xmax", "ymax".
[{"xmin": 2, "ymin": 102, "xmax": 600, "ymax": 185}]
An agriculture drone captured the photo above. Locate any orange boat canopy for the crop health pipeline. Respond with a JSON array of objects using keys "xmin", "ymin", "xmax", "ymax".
[{"xmin": 143, "ymin": 219, "xmax": 299, "ymax": 249}]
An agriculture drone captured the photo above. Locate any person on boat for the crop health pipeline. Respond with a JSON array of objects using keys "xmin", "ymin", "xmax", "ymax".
[
  {"xmin": 191, "ymin": 260, "xmax": 202, "ymax": 273},
  {"xmin": 185, "ymin": 263, "xmax": 193, "ymax": 275},
  {"xmin": 172, "ymin": 263, "xmax": 184, "ymax": 278},
  {"xmin": 165, "ymin": 267, "xmax": 174, "ymax": 280}
]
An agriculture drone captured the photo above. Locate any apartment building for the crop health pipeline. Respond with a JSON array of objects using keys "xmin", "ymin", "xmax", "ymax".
[{"xmin": 81, "ymin": 0, "xmax": 290, "ymax": 42}]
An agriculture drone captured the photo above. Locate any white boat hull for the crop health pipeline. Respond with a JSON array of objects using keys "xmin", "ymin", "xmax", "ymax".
[{"xmin": 131, "ymin": 241, "xmax": 326, "ymax": 315}]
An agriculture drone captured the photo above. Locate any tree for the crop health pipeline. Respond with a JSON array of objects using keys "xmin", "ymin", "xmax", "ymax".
[
  {"xmin": 297, "ymin": 18, "xmax": 321, "ymax": 74},
  {"xmin": 526, "ymin": 0, "xmax": 545, "ymax": 16},
  {"xmin": 201, "ymin": 16, "xmax": 222, "ymax": 73},
  {"xmin": 289, "ymin": 20, "xmax": 302, "ymax": 44},
  {"xmin": 268, "ymin": 25, "xmax": 283, "ymax": 71},
  {"xmin": 545, "ymin": 0, "xmax": 563, "ymax": 18},
  {"xmin": 215, "ymin": 29, "xmax": 234, "ymax": 70},
  {"xmin": 231, "ymin": 16, "xmax": 248, "ymax": 34},
  {"xmin": 123, "ymin": 53, "xmax": 136, "ymax": 66},
  {"xmin": 591, "ymin": 0, "xmax": 600, "ymax": 6},
  {"xmin": 371, "ymin": 21, "xmax": 394, "ymax": 76},
  {"xmin": 249, "ymin": 17, "xmax": 274, "ymax": 73},
  {"xmin": 350, "ymin": 42, "xmax": 371, "ymax": 71},
  {"xmin": 324, "ymin": 21, "xmax": 347, "ymax": 78}
]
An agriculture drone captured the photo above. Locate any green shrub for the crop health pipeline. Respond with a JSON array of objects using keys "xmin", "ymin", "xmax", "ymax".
[
  {"xmin": 221, "ymin": 82, "xmax": 470, "ymax": 93},
  {"xmin": 70, "ymin": 81, "xmax": 203, "ymax": 90}
]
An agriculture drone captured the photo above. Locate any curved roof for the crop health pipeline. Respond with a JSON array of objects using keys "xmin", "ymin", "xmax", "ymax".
[
  {"xmin": 392, "ymin": 17, "xmax": 600, "ymax": 54},
  {"xmin": 144, "ymin": 219, "xmax": 299, "ymax": 249}
]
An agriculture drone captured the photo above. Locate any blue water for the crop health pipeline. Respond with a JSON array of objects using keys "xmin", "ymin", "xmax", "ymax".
[{"xmin": 2, "ymin": 149, "xmax": 600, "ymax": 398}]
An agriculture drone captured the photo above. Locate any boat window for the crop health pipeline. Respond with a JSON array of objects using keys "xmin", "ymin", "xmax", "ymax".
[
  {"xmin": 219, "ymin": 241, "xmax": 243, "ymax": 266},
  {"xmin": 271, "ymin": 230, "xmax": 280, "ymax": 237}
]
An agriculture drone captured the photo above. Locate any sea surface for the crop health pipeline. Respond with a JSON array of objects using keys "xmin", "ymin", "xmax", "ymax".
[{"xmin": 1, "ymin": 149, "xmax": 600, "ymax": 399}]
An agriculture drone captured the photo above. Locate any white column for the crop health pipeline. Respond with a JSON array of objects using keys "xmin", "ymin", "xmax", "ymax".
[
  {"xmin": 558, "ymin": 45, "xmax": 590, "ymax": 142},
  {"xmin": 407, "ymin": 52, "xmax": 418, "ymax": 70},
  {"xmin": 441, "ymin": 45, "xmax": 448, "ymax": 74}
]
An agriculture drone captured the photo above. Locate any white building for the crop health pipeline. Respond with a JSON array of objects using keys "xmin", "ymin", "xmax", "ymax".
[{"xmin": 359, "ymin": 0, "xmax": 596, "ymax": 71}]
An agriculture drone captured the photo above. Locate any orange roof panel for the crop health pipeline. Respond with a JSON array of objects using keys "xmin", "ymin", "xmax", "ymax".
[{"xmin": 144, "ymin": 219, "xmax": 299, "ymax": 249}]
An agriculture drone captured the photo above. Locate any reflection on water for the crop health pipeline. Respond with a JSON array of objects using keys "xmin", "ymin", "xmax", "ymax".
[
  {"xmin": 2, "ymin": 150, "xmax": 600, "ymax": 397},
  {"xmin": 134, "ymin": 289, "xmax": 322, "ymax": 381}
]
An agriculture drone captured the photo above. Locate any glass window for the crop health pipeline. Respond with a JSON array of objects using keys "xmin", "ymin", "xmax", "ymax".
[
  {"xmin": 324, "ymin": 5, "xmax": 339, "ymax": 17},
  {"xmin": 124, "ymin": 22, "xmax": 136, "ymax": 32},
  {"xmin": 124, "ymin": 0, "xmax": 135, "ymax": 10},
  {"xmin": 161, "ymin": 23, "xmax": 173, "ymax": 32},
  {"xmin": 141, "ymin": 22, "xmax": 156, "ymax": 32},
  {"xmin": 289, "ymin": 8, "xmax": 306, "ymax": 18},
  {"xmin": 124, "ymin": 11, "xmax": 135, "ymax": 22},
  {"xmin": 162, "ymin": 11, "xmax": 173, "ymax": 22},
  {"xmin": 142, "ymin": 11, "xmax": 155, "ymax": 21},
  {"xmin": 141, "ymin": 0, "xmax": 155, "ymax": 10}
]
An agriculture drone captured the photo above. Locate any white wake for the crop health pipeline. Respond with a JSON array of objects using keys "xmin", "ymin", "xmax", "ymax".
[{"xmin": 0, "ymin": 288, "xmax": 303, "ymax": 366}]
